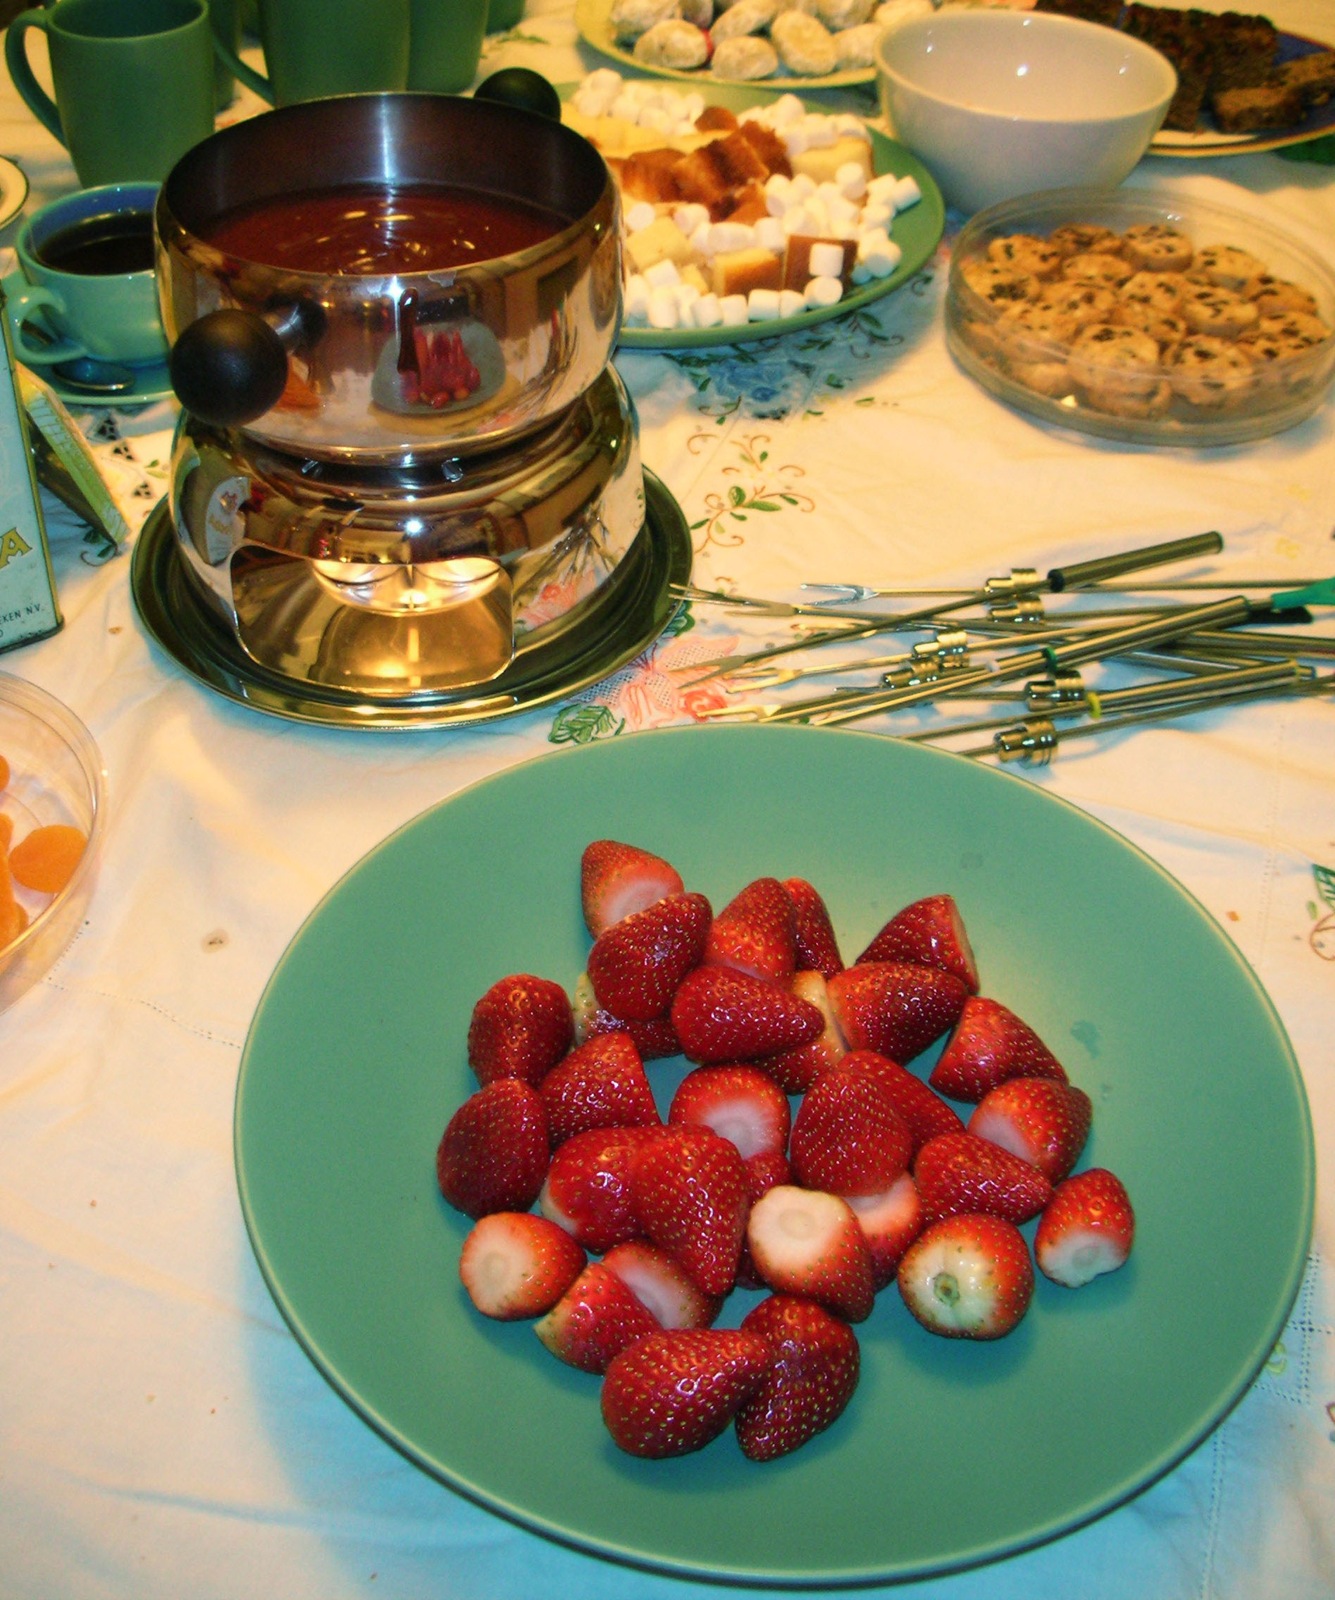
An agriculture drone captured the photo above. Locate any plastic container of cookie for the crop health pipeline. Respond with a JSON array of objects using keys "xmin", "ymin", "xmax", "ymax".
[{"xmin": 945, "ymin": 186, "xmax": 1335, "ymax": 446}]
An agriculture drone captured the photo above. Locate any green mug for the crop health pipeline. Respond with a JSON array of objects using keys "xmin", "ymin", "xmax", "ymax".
[
  {"xmin": 213, "ymin": 0, "xmax": 412, "ymax": 106},
  {"xmin": 5, "ymin": 183, "xmax": 169, "ymax": 371},
  {"xmin": 4, "ymin": 0, "xmax": 216, "ymax": 188},
  {"xmin": 408, "ymin": 0, "xmax": 487, "ymax": 92},
  {"xmin": 486, "ymin": 0, "xmax": 525, "ymax": 31}
]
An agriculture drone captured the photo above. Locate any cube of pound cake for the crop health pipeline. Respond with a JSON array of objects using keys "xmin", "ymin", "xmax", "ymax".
[
  {"xmin": 1211, "ymin": 80, "xmax": 1307, "ymax": 132},
  {"xmin": 791, "ymin": 134, "xmax": 873, "ymax": 187},
  {"xmin": 625, "ymin": 214, "xmax": 699, "ymax": 275},
  {"xmin": 618, "ymin": 147, "xmax": 689, "ymax": 205},
  {"xmin": 673, "ymin": 129, "xmax": 785, "ymax": 218},
  {"xmin": 783, "ymin": 235, "xmax": 856, "ymax": 292},
  {"xmin": 712, "ymin": 247, "xmax": 783, "ymax": 300}
]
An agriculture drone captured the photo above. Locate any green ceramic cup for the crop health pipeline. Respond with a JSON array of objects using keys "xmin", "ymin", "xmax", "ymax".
[
  {"xmin": 486, "ymin": 0, "xmax": 525, "ymax": 30},
  {"xmin": 213, "ymin": 0, "xmax": 411, "ymax": 106},
  {"xmin": 5, "ymin": 183, "xmax": 169, "ymax": 370},
  {"xmin": 407, "ymin": 0, "xmax": 487, "ymax": 92},
  {"xmin": 4, "ymin": 0, "xmax": 216, "ymax": 188}
]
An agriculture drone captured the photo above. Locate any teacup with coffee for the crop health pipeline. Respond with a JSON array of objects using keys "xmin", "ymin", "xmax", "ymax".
[{"xmin": 4, "ymin": 184, "xmax": 169, "ymax": 373}]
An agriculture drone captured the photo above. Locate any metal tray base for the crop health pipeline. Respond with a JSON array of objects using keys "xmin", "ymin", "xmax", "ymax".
[{"xmin": 130, "ymin": 471, "xmax": 691, "ymax": 730}]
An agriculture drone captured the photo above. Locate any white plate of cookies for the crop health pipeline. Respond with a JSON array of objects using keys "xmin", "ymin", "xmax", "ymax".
[
  {"xmin": 577, "ymin": 0, "xmax": 881, "ymax": 89},
  {"xmin": 944, "ymin": 187, "xmax": 1335, "ymax": 447}
]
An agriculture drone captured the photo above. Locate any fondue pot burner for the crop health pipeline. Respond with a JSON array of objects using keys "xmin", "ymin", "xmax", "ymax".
[{"xmin": 154, "ymin": 93, "xmax": 671, "ymax": 701}]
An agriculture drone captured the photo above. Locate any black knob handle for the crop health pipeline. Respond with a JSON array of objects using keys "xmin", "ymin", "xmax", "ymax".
[{"xmin": 169, "ymin": 308, "xmax": 289, "ymax": 428}]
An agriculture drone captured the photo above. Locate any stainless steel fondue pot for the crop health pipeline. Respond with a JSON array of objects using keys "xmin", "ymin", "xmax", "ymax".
[{"xmin": 153, "ymin": 93, "xmax": 660, "ymax": 702}]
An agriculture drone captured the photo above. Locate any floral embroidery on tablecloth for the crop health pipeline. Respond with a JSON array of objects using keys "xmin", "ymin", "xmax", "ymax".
[
  {"xmin": 1308, "ymin": 863, "xmax": 1335, "ymax": 958},
  {"xmin": 547, "ymin": 602, "xmax": 740, "ymax": 744},
  {"xmin": 686, "ymin": 431, "xmax": 815, "ymax": 555}
]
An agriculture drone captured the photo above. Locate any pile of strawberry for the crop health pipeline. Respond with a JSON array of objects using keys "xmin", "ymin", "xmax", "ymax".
[{"xmin": 436, "ymin": 840, "xmax": 1135, "ymax": 1463}]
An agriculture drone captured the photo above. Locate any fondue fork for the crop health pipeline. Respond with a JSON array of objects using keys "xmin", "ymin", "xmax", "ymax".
[
  {"xmin": 669, "ymin": 532, "xmax": 1225, "ymax": 687},
  {"xmin": 802, "ymin": 574, "xmax": 1330, "ymax": 604}
]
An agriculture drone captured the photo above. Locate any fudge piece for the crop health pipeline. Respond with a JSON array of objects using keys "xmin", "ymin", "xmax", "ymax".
[{"xmin": 1211, "ymin": 81, "xmax": 1307, "ymax": 131}]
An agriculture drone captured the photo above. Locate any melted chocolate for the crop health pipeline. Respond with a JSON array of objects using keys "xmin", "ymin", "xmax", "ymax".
[{"xmin": 202, "ymin": 183, "xmax": 565, "ymax": 274}]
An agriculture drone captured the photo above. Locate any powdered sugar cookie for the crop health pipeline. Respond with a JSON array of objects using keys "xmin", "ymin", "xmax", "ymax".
[
  {"xmin": 633, "ymin": 19, "xmax": 711, "ymax": 68},
  {"xmin": 771, "ymin": 10, "xmax": 838, "ymax": 74},
  {"xmin": 711, "ymin": 34, "xmax": 780, "ymax": 77}
]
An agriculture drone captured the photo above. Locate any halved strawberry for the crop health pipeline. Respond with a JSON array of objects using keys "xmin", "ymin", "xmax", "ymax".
[
  {"xmin": 632, "ymin": 1125, "xmax": 749, "ymax": 1296},
  {"xmin": 581, "ymin": 839, "xmax": 685, "ymax": 939},
  {"xmin": 858, "ymin": 895, "xmax": 979, "ymax": 993},
  {"xmin": 587, "ymin": 891, "xmax": 712, "ymax": 1022},
  {"xmin": 704, "ymin": 877, "xmax": 798, "ymax": 985},
  {"xmin": 538, "ymin": 1124, "xmax": 658, "ymax": 1253},
  {"xmin": 466, "ymin": 974, "xmax": 573, "ymax": 1088},
  {"xmin": 458, "ymin": 1212, "xmax": 586, "ymax": 1320},
  {"xmin": 929, "ymin": 996, "xmax": 1068, "ymax": 1104},
  {"xmin": 969, "ymin": 1077, "xmax": 1092, "ymax": 1184},
  {"xmin": 841, "ymin": 1048, "xmax": 965, "ymax": 1153},
  {"xmin": 781, "ymin": 877, "xmax": 844, "ymax": 978},
  {"xmin": 1035, "ymin": 1168, "xmax": 1135, "ymax": 1287},
  {"xmin": 897, "ymin": 1213, "xmax": 1034, "ymax": 1339},
  {"xmin": 601, "ymin": 1328, "xmax": 771, "ymax": 1458},
  {"xmin": 602, "ymin": 1240, "xmax": 722, "ymax": 1329},
  {"xmin": 736, "ymin": 1294, "xmax": 860, "ymax": 1462},
  {"xmin": 671, "ymin": 965, "xmax": 824, "ymax": 1065},
  {"xmin": 571, "ymin": 972, "xmax": 682, "ymax": 1060},
  {"xmin": 827, "ymin": 962, "xmax": 968, "ymax": 1064},
  {"xmin": 846, "ymin": 1172, "xmax": 924, "ymax": 1289},
  {"xmin": 747, "ymin": 1184, "xmax": 876, "ymax": 1323},
  {"xmin": 538, "ymin": 1031, "xmax": 660, "ymax": 1147},
  {"xmin": 534, "ymin": 1260, "xmax": 661, "ymax": 1373},
  {"xmin": 759, "ymin": 969, "xmax": 847, "ymax": 1094},
  {"xmin": 913, "ymin": 1130, "xmax": 1052, "ymax": 1225},
  {"xmin": 436, "ymin": 1078, "xmax": 550, "ymax": 1219},
  {"xmin": 669, "ymin": 1063, "xmax": 791, "ymax": 1161},
  {"xmin": 789, "ymin": 1064, "xmax": 913, "ymax": 1197}
]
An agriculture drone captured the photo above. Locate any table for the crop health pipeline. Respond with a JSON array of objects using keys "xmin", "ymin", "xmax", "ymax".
[{"xmin": 0, "ymin": 3, "xmax": 1331, "ymax": 1596}]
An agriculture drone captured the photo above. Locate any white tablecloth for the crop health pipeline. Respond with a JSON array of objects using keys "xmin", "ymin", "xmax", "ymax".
[{"xmin": 1, "ymin": 3, "xmax": 1332, "ymax": 1596}]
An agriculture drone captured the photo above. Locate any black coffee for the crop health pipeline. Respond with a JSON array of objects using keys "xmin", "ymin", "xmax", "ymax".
[{"xmin": 38, "ymin": 211, "xmax": 155, "ymax": 276}]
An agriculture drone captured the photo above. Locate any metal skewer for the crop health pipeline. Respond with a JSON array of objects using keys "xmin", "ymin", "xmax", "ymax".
[{"xmin": 801, "ymin": 574, "xmax": 1331, "ymax": 604}]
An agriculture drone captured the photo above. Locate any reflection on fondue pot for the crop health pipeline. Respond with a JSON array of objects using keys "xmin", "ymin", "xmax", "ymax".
[{"xmin": 155, "ymin": 93, "xmax": 656, "ymax": 701}]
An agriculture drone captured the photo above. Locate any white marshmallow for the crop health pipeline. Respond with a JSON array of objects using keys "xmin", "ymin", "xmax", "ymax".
[
  {"xmin": 747, "ymin": 287, "xmax": 782, "ymax": 321},
  {"xmin": 856, "ymin": 229, "xmax": 903, "ymax": 278},
  {"xmin": 644, "ymin": 256, "xmax": 682, "ymax": 288},
  {"xmin": 673, "ymin": 202, "xmax": 710, "ymax": 237},
  {"xmin": 639, "ymin": 105, "xmax": 671, "ymax": 135},
  {"xmin": 753, "ymin": 215, "xmax": 785, "ymax": 253},
  {"xmin": 836, "ymin": 161, "xmax": 868, "ymax": 201},
  {"xmin": 770, "ymin": 93, "xmax": 805, "ymax": 127},
  {"xmin": 801, "ymin": 114, "xmax": 837, "ymax": 149},
  {"xmin": 689, "ymin": 220, "xmax": 713, "ymax": 256},
  {"xmin": 892, "ymin": 174, "xmax": 923, "ymax": 211},
  {"xmin": 789, "ymin": 173, "xmax": 817, "ymax": 201},
  {"xmin": 708, "ymin": 220, "xmax": 755, "ymax": 253},
  {"xmin": 808, "ymin": 239, "xmax": 847, "ymax": 279},
  {"xmin": 625, "ymin": 200, "xmax": 658, "ymax": 233},
  {"xmin": 859, "ymin": 201, "xmax": 894, "ymax": 234},
  {"xmin": 623, "ymin": 275, "xmax": 651, "ymax": 324},
  {"xmin": 778, "ymin": 288, "xmax": 806, "ymax": 318},
  {"xmin": 719, "ymin": 293, "xmax": 750, "ymax": 326},
  {"xmin": 692, "ymin": 293, "xmax": 724, "ymax": 328},
  {"xmin": 804, "ymin": 274, "xmax": 844, "ymax": 308},
  {"xmin": 647, "ymin": 286, "xmax": 681, "ymax": 330}
]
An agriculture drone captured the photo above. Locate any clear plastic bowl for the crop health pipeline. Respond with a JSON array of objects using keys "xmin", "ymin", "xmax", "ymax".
[
  {"xmin": 945, "ymin": 186, "xmax": 1335, "ymax": 446},
  {"xmin": 0, "ymin": 674, "xmax": 105, "ymax": 1011}
]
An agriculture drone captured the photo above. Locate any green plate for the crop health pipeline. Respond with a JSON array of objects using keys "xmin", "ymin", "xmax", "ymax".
[
  {"xmin": 234, "ymin": 724, "xmax": 1313, "ymax": 1586},
  {"xmin": 599, "ymin": 84, "xmax": 946, "ymax": 352}
]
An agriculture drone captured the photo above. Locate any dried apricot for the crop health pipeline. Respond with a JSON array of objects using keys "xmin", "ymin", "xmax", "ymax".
[
  {"xmin": 0, "ymin": 813, "xmax": 11, "ymax": 852},
  {"xmin": 10, "ymin": 823, "xmax": 87, "ymax": 895},
  {"xmin": 0, "ymin": 752, "xmax": 9, "ymax": 792},
  {"xmin": 0, "ymin": 850, "xmax": 23, "ymax": 947}
]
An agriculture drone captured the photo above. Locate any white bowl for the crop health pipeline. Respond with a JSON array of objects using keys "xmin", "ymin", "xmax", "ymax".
[{"xmin": 876, "ymin": 9, "xmax": 1177, "ymax": 217}]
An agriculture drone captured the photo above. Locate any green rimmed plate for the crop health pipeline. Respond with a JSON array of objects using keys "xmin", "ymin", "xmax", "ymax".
[{"xmin": 234, "ymin": 724, "xmax": 1313, "ymax": 1585}]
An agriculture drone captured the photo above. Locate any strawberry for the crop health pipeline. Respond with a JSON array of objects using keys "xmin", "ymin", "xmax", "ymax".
[
  {"xmin": 968, "ymin": 1076, "xmax": 1092, "ymax": 1184},
  {"xmin": 436, "ymin": 1078, "xmax": 550, "ymax": 1219},
  {"xmin": 747, "ymin": 1184, "xmax": 876, "ymax": 1323},
  {"xmin": 669, "ymin": 1063, "xmax": 791, "ymax": 1161},
  {"xmin": 858, "ymin": 894, "xmax": 979, "ymax": 993},
  {"xmin": 671, "ymin": 965, "xmax": 824, "ymax": 1065},
  {"xmin": 846, "ymin": 1172, "xmax": 924, "ymax": 1289},
  {"xmin": 458, "ymin": 1212, "xmax": 586, "ymax": 1320},
  {"xmin": 781, "ymin": 877, "xmax": 844, "ymax": 978},
  {"xmin": 929, "ymin": 996, "xmax": 1068, "ymax": 1104},
  {"xmin": 587, "ymin": 891, "xmax": 712, "ymax": 1022},
  {"xmin": 735, "ymin": 1294, "xmax": 861, "ymax": 1462},
  {"xmin": 571, "ymin": 972, "xmax": 682, "ymax": 1060},
  {"xmin": 538, "ymin": 1031, "xmax": 660, "ymax": 1147},
  {"xmin": 743, "ymin": 1148, "xmax": 792, "ymax": 1204},
  {"xmin": 632, "ymin": 1125, "xmax": 749, "ymax": 1297},
  {"xmin": 538, "ymin": 1124, "xmax": 658, "ymax": 1253},
  {"xmin": 534, "ymin": 1260, "xmax": 661, "ymax": 1373},
  {"xmin": 1034, "ymin": 1168, "xmax": 1135, "ymax": 1287},
  {"xmin": 601, "ymin": 1328, "xmax": 771, "ymax": 1458},
  {"xmin": 602, "ymin": 1240, "xmax": 722, "ymax": 1329},
  {"xmin": 466, "ymin": 973, "xmax": 573, "ymax": 1088},
  {"xmin": 897, "ymin": 1213, "xmax": 1034, "ymax": 1339},
  {"xmin": 704, "ymin": 877, "xmax": 797, "ymax": 985},
  {"xmin": 759, "ymin": 969, "xmax": 847, "ymax": 1094},
  {"xmin": 827, "ymin": 962, "xmax": 968, "ymax": 1064},
  {"xmin": 789, "ymin": 1064, "xmax": 913, "ymax": 1197},
  {"xmin": 913, "ymin": 1130, "xmax": 1052, "ymax": 1225},
  {"xmin": 841, "ymin": 1048, "xmax": 965, "ymax": 1153},
  {"xmin": 581, "ymin": 838, "xmax": 685, "ymax": 938}
]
